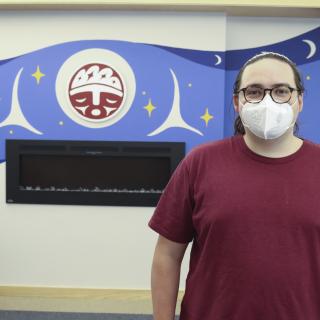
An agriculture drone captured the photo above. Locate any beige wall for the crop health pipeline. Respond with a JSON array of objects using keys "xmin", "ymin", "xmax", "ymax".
[
  {"xmin": 0, "ymin": 9, "xmax": 319, "ymax": 291},
  {"xmin": 0, "ymin": 10, "xmax": 225, "ymax": 290}
]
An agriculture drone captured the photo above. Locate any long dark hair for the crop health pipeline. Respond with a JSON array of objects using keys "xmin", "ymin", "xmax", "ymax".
[{"xmin": 233, "ymin": 52, "xmax": 305, "ymax": 135}]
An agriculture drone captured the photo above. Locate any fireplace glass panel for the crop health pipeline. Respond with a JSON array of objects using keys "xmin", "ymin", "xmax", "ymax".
[
  {"xmin": 20, "ymin": 154, "xmax": 170, "ymax": 192},
  {"xmin": 6, "ymin": 139, "xmax": 185, "ymax": 206}
]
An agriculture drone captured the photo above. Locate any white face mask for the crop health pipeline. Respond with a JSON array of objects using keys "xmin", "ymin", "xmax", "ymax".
[{"xmin": 239, "ymin": 94, "xmax": 296, "ymax": 140}]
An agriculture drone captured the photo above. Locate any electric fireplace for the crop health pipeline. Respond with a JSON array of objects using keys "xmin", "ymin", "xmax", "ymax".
[{"xmin": 6, "ymin": 139, "xmax": 185, "ymax": 207}]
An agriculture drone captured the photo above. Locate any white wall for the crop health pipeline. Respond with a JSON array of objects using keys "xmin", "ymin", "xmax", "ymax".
[
  {"xmin": 1, "ymin": 11, "xmax": 319, "ymax": 290},
  {"xmin": 0, "ymin": 10, "xmax": 225, "ymax": 289},
  {"xmin": 226, "ymin": 16, "xmax": 320, "ymax": 50},
  {"xmin": 0, "ymin": 10, "xmax": 225, "ymax": 60},
  {"xmin": 0, "ymin": 164, "xmax": 155, "ymax": 288}
]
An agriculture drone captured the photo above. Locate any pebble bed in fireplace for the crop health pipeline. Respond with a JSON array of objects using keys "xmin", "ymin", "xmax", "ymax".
[{"xmin": 19, "ymin": 186, "xmax": 163, "ymax": 194}]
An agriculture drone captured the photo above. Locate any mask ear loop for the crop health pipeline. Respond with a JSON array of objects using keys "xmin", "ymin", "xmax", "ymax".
[
  {"xmin": 237, "ymin": 100, "xmax": 246, "ymax": 128},
  {"xmin": 287, "ymin": 98, "xmax": 300, "ymax": 130}
]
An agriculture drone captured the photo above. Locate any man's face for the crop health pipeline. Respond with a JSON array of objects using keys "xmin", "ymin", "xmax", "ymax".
[{"xmin": 233, "ymin": 58, "xmax": 303, "ymax": 124}]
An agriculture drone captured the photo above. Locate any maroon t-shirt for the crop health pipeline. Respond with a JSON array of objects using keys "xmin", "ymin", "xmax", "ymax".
[{"xmin": 148, "ymin": 134, "xmax": 320, "ymax": 320}]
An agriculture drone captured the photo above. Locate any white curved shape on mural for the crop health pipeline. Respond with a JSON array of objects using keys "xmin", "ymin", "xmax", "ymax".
[
  {"xmin": 214, "ymin": 54, "xmax": 222, "ymax": 65},
  {"xmin": 148, "ymin": 69, "xmax": 203, "ymax": 137},
  {"xmin": 0, "ymin": 68, "xmax": 42, "ymax": 135},
  {"xmin": 302, "ymin": 39, "xmax": 317, "ymax": 58}
]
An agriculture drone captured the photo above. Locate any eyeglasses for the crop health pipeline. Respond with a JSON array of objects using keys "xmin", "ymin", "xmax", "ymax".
[{"xmin": 237, "ymin": 85, "xmax": 300, "ymax": 104}]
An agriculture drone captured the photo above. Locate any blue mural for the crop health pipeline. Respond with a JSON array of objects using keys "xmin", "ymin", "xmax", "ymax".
[{"xmin": 0, "ymin": 26, "xmax": 319, "ymax": 163}]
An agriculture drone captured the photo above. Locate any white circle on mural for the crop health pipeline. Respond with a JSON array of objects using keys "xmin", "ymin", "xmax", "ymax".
[{"xmin": 55, "ymin": 48, "xmax": 136, "ymax": 128}]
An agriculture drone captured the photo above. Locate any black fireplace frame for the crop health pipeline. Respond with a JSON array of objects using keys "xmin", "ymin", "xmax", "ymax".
[{"xmin": 6, "ymin": 139, "xmax": 185, "ymax": 207}]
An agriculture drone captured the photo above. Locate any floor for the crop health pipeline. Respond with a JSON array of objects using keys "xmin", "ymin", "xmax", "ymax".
[
  {"xmin": 0, "ymin": 310, "xmax": 159, "ymax": 320},
  {"xmin": 0, "ymin": 291, "xmax": 183, "ymax": 317}
]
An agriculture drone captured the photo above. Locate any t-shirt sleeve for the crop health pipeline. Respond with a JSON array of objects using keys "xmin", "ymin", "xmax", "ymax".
[{"xmin": 148, "ymin": 156, "xmax": 195, "ymax": 243}]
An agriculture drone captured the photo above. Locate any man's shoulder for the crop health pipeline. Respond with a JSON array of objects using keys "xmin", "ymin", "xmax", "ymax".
[
  {"xmin": 184, "ymin": 136, "xmax": 236, "ymax": 165},
  {"xmin": 304, "ymin": 139, "xmax": 320, "ymax": 152},
  {"xmin": 302, "ymin": 139, "xmax": 320, "ymax": 162},
  {"xmin": 189, "ymin": 136, "xmax": 234, "ymax": 155}
]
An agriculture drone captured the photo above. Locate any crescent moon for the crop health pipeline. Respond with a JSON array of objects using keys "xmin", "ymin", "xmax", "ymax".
[
  {"xmin": 0, "ymin": 68, "xmax": 42, "ymax": 134},
  {"xmin": 214, "ymin": 54, "xmax": 222, "ymax": 65},
  {"xmin": 147, "ymin": 69, "xmax": 203, "ymax": 137},
  {"xmin": 302, "ymin": 39, "xmax": 316, "ymax": 59}
]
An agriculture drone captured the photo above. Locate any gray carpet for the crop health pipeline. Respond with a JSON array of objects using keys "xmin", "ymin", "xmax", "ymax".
[{"xmin": 0, "ymin": 311, "xmax": 180, "ymax": 319}]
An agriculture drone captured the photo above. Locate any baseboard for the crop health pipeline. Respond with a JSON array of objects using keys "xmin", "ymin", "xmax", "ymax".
[
  {"xmin": 0, "ymin": 286, "xmax": 184, "ymax": 314},
  {"xmin": 0, "ymin": 286, "xmax": 154, "ymax": 299}
]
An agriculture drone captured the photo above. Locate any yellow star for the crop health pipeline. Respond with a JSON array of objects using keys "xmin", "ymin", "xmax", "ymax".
[
  {"xmin": 144, "ymin": 99, "xmax": 156, "ymax": 117},
  {"xmin": 200, "ymin": 107, "xmax": 213, "ymax": 127},
  {"xmin": 32, "ymin": 66, "xmax": 45, "ymax": 84}
]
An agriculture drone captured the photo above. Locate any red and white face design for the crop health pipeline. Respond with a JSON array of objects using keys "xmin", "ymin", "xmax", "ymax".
[{"xmin": 68, "ymin": 63, "xmax": 125, "ymax": 121}]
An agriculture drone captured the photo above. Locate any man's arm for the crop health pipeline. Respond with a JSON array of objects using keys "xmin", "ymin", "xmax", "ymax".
[{"xmin": 151, "ymin": 235, "xmax": 189, "ymax": 320}]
